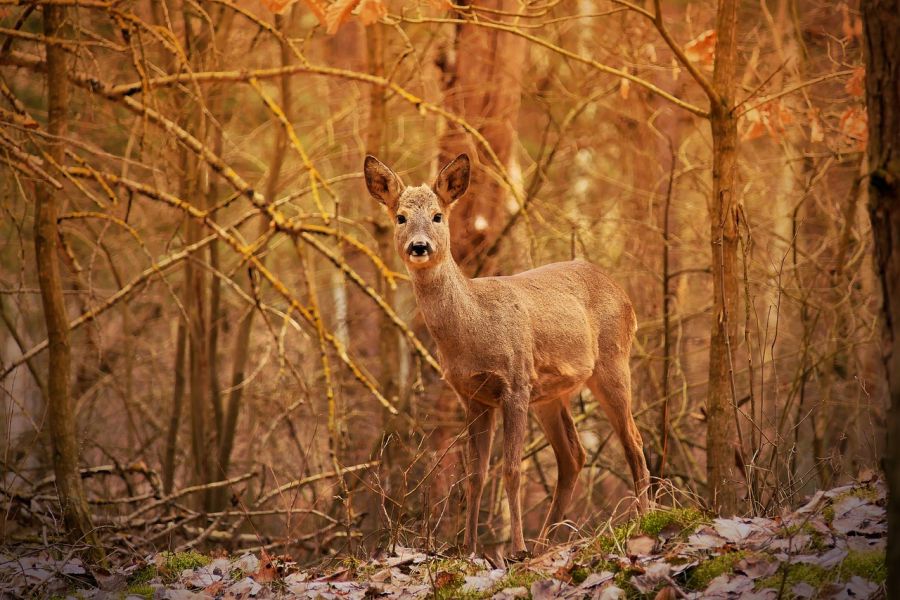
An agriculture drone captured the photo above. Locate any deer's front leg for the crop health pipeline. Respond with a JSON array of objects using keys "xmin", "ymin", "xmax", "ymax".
[
  {"xmin": 502, "ymin": 396, "xmax": 529, "ymax": 556},
  {"xmin": 464, "ymin": 401, "xmax": 495, "ymax": 553}
]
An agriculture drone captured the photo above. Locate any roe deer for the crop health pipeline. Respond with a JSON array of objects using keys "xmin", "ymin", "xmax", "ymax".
[{"xmin": 364, "ymin": 153, "xmax": 650, "ymax": 555}]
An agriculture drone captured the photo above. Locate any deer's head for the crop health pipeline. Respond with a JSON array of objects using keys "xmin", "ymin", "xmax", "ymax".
[{"xmin": 364, "ymin": 154, "xmax": 470, "ymax": 270}]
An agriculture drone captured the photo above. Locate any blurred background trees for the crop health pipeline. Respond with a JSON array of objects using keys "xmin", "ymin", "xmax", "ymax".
[{"xmin": 0, "ymin": 0, "xmax": 887, "ymax": 560}]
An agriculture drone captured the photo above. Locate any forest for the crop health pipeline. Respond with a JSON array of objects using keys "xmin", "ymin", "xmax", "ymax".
[{"xmin": 1, "ymin": 0, "xmax": 898, "ymax": 598}]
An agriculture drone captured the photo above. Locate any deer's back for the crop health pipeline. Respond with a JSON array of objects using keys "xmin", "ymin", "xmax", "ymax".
[
  {"xmin": 460, "ymin": 259, "xmax": 635, "ymax": 402},
  {"xmin": 482, "ymin": 259, "xmax": 634, "ymax": 339}
]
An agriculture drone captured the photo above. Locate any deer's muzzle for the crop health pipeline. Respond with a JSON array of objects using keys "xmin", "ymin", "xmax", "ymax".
[{"xmin": 407, "ymin": 239, "xmax": 433, "ymax": 263}]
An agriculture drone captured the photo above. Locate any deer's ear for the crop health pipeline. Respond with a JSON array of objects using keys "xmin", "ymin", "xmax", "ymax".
[
  {"xmin": 434, "ymin": 153, "xmax": 470, "ymax": 206},
  {"xmin": 364, "ymin": 155, "xmax": 403, "ymax": 210}
]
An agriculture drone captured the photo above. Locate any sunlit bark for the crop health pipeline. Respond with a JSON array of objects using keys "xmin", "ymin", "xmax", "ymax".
[{"xmin": 862, "ymin": 0, "xmax": 900, "ymax": 593}]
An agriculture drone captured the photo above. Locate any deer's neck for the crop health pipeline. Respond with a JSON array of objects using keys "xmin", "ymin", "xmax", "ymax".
[{"xmin": 410, "ymin": 257, "xmax": 477, "ymax": 346}]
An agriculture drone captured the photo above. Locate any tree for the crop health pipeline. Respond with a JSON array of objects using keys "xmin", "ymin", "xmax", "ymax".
[
  {"xmin": 34, "ymin": 4, "xmax": 103, "ymax": 560},
  {"xmin": 439, "ymin": 1, "xmax": 526, "ymax": 271},
  {"xmin": 705, "ymin": 0, "xmax": 743, "ymax": 515},
  {"xmin": 862, "ymin": 0, "xmax": 900, "ymax": 594}
]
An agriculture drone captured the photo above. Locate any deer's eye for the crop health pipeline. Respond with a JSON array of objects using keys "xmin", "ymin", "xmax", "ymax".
[
  {"xmin": 396, "ymin": 215, "xmax": 407, "ymax": 224},
  {"xmin": 433, "ymin": 213, "xmax": 443, "ymax": 223}
]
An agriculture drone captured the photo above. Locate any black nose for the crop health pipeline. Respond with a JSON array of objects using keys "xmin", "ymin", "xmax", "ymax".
[{"xmin": 410, "ymin": 242, "xmax": 429, "ymax": 256}]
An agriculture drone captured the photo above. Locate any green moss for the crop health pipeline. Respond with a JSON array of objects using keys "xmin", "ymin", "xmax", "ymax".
[
  {"xmin": 756, "ymin": 550, "xmax": 886, "ymax": 596},
  {"xmin": 585, "ymin": 523, "xmax": 636, "ymax": 557},
  {"xmin": 639, "ymin": 508, "xmax": 708, "ymax": 537},
  {"xmin": 150, "ymin": 551, "xmax": 211, "ymax": 582},
  {"xmin": 613, "ymin": 567, "xmax": 641, "ymax": 597},
  {"xmin": 494, "ymin": 568, "xmax": 542, "ymax": 591},
  {"xmin": 822, "ymin": 505, "xmax": 835, "ymax": 523},
  {"xmin": 128, "ymin": 564, "xmax": 157, "ymax": 586},
  {"xmin": 123, "ymin": 583, "xmax": 154, "ymax": 599},
  {"xmin": 837, "ymin": 550, "xmax": 886, "ymax": 584},
  {"xmin": 758, "ymin": 563, "xmax": 831, "ymax": 594},
  {"xmin": 836, "ymin": 486, "xmax": 880, "ymax": 503},
  {"xmin": 428, "ymin": 567, "xmax": 545, "ymax": 600},
  {"xmin": 429, "ymin": 571, "xmax": 471, "ymax": 600},
  {"xmin": 163, "ymin": 551, "xmax": 210, "ymax": 572},
  {"xmin": 807, "ymin": 532, "xmax": 830, "ymax": 552},
  {"xmin": 581, "ymin": 507, "xmax": 708, "ymax": 563},
  {"xmin": 421, "ymin": 557, "xmax": 480, "ymax": 579},
  {"xmin": 571, "ymin": 565, "xmax": 590, "ymax": 585},
  {"xmin": 780, "ymin": 521, "xmax": 829, "ymax": 552},
  {"xmin": 686, "ymin": 552, "xmax": 747, "ymax": 590}
]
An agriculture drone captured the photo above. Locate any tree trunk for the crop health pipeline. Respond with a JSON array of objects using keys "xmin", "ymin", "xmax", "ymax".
[
  {"xmin": 706, "ymin": 0, "xmax": 743, "ymax": 515},
  {"xmin": 440, "ymin": 0, "xmax": 526, "ymax": 272},
  {"xmin": 34, "ymin": 4, "xmax": 103, "ymax": 561},
  {"xmin": 179, "ymin": 3, "xmax": 214, "ymax": 508},
  {"xmin": 862, "ymin": 0, "xmax": 900, "ymax": 594},
  {"xmin": 163, "ymin": 322, "xmax": 187, "ymax": 494}
]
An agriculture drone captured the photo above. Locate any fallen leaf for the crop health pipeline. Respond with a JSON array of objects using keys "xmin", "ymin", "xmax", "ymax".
[
  {"xmin": 788, "ymin": 547, "xmax": 847, "ymax": 569},
  {"xmin": 461, "ymin": 570, "xmax": 505, "ymax": 592},
  {"xmin": 735, "ymin": 555, "xmax": 778, "ymax": 579},
  {"xmin": 385, "ymin": 546, "xmax": 427, "ymax": 567},
  {"xmin": 577, "ymin": 571, "xmax": 615, "ymax": 589},
  {"xmin": 203, "ymin": 580, "xmax": 225, "ymax": 596},
  {"xmin": 705, "ymin": 573, "xmax": 753, "ymax": 597},
  {"xmin": 790, "ymin": 581, "xmax": 816, "ymax": 599},
  {"xmin": 832, "ymin": 502, "xmax": 885, "ymax": 535},
  {"xmin": 770, "ymin": 533, "xmax": 811, "ymax": 553},
  {"xmin": 630, "ymin": 562, "xmax": 670, "ymax": 593},
  {"xmin": 598, "ymin": 585, "xmax": 627, "ymax": 599},
  {"xmin": 530, "ymin": 578, "xmax": 571, "ymax": 600},
  {"xmin": 824, "ymin": 484, "xmax": 856, "ymax": 499},
  {"xmin": 839, "ymin": 575, "xmax": 878, "ymax": 597},
  {"xmin": 626, "ymin": 534, "xmax": 656, "ymax": 556},
  {"xmin": 433, "ymin": 571, "xmax": 458, "ymax": 589},
  {"xmin": 232, "ymin": 553, "xmax": 259, "ymax": 575},
  {"xmin": 846, "ymin": 535, "xmax": 886, "ymax": 552},
  {"xmin": 794, "ymin": 490, "xmax": 826, "ymax": 515},
  {"xmin": 654, "ymin": 586, "xmax": 677, "ymax": 600},
  {"xmin": 493, "ymin": 587, "xmax": 529, "ymax": 600},
  {"xmin": 713, "ymin": 518, "xmax": 755, "ymax": 544},
  {"xmin": 251, "ymin": 550, "xmax": 278, "ymax": 583},
  {"xmin": 685, "ymin": 529, "xmax": 728, "ymax": 551}
]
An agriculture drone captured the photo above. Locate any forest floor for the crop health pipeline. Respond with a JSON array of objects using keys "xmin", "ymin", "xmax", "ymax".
[{"xmin": 0, "ymin": 477, "xmax": 887, "ymax": 600}]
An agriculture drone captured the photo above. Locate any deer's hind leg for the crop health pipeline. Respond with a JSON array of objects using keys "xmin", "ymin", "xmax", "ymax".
[
  {"xmin": 533, "ymin": 397, "xmax": 586, "ymax": 548},
  {"xmin": 587, "ymin": 358, "xmax": 650, "ymax": 512},
  {"xmin": 464, "ymin": 401, "xmax": 496, "ymax": 552}
]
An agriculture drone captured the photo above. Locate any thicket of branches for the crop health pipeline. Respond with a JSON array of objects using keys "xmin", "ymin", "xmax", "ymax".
[{"xmin": 0, "ymin": 0, "xmax": 887, "ymax": 565}]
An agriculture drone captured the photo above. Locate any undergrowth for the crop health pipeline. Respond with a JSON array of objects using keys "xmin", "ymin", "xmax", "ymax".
[{"xmin": 758, "ymin": 550, "xmax": 886, "ymax": 596}]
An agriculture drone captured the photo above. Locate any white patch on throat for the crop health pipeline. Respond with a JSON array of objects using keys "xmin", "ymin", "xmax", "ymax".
[{"xmin": 474, "ymin": 215, "xmax": 489, "ymax": 232}]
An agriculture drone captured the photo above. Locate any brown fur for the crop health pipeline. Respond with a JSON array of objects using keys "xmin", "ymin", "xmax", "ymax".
[{"xmin": 364, "ymin": 154, "xmax": 650, "ymax": 555}]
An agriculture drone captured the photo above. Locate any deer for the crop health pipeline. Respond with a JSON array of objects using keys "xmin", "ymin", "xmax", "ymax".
[{"xmin": 363, "ymin": 153, "xmax": 650, "ymax": 557}]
